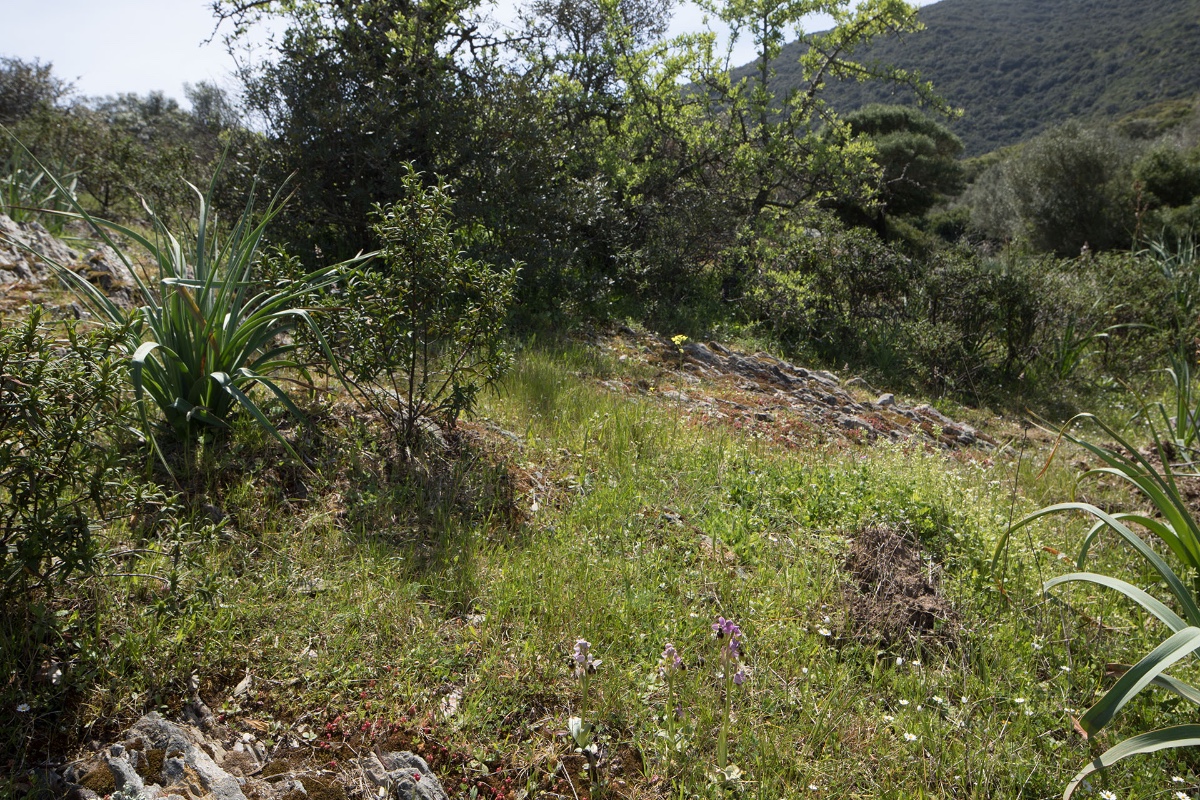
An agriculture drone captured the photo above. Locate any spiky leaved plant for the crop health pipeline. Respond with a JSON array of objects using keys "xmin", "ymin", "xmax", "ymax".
[
  {"xmin": 996, "ymin": 413, "xmax": 1200, "ymax": 799},
  {"xmin": 0, "ymin": 132, "xmax": 372, "ymax": 466}
]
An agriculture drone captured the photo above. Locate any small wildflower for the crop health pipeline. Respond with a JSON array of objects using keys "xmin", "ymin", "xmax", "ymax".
[
  {"xmin": 911, "ymin": 660, "xmax": 921, "ymax": 667},
  {"xmin": 883, "ymin": 714, "xmax": 895, "ymax": 722},
  {"xmin": 899, "ymin": 699, "xmax": 909, "ymax": 706},
  {"xmin": 932, "ymin": 696, "xmax": 944, "ymax": 705},
  {"xmin": 1060, "ymin": 665, "xmax": 1071, "ymax": 672},
  {"xmin": 733, "ymin": 668, "xmax": 746, "ymax": 686},
  {"xmin": 1176, "ymin": 792, "xmax": 1189, "ymax": 800},
  {"xmin": 961, "ymin": 696, "xmax": 968, "ymax": 705},
  {"xmin": 817, "ymin": 627, "xmax": 832, "ymax": 637},
  {"xmin": 1099, "ymin": 791, "xmax": 1116, "ymax": 800},
  {"xmin": 16, "ymin": 703, "xmax": 30, "ymax": 713},
  {"xmin": 903, "ymin": 732, "xmax": 917, "ymax": 741},
  {"xmin": 1014, "ymin": 698, "xmax": 1025, "ymax": 704},
  {"xmin": 801, "ymin": 667, "xmax": 809, "ymax": 674},
  {"xmin": 1031, "ymin": 642, "xmax": 1043, "ymax": 650},
  {"xmin": 713, "ymin": 617, "xmax": 742, "ymax": 641},
  {"xmin": 895, "ymin": 657, "xmax": 904, "ymax": 666},
  {"xmin": 573, "ymin": 639, "xmax": 599, "ymax": 676},
  {"xmin": 1174, "ymin": 777, "xmax": 1186, "ymax": 784},
  {"xmin": 808, "ymin": 784, "xmax": 819, "ymax": 791},
  {"xmin": 659, "ymin": 643, "xmax": 684, "ymax": 675}
]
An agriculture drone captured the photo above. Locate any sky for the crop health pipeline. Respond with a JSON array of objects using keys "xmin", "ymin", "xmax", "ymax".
[{"xmin": 0, "ymin": 0, "xmax": 939, "ymax": 108}]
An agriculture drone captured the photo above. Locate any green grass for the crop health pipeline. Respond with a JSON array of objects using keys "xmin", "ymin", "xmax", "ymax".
[{"xmin": 6, "ymin": 341, "xmax": 1200, "ymax": 798}]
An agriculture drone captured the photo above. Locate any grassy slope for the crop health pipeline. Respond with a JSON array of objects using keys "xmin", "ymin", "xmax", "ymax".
[
  {"xmin": 7, "ymin": 341, "xmax": 1200, "ymax": 798},
  {"xmin": 739, "ymin": 0, "xmax": 1200, "ymax": 156}
]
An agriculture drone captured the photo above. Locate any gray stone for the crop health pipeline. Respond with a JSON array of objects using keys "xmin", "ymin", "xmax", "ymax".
[
  {"xmin": 0, "ymin": 213, "xmax": 78, "ymax": 283},
  {"xmin": 913, "ymin": 404, "xmax": 956, "ymax": 427},
  {"xmin": 105, "ymin": 746, "xmax": 146, "ymax": 797},
  {"xmin": 361, "ymin": 752, "xmax": 448, "ymax": 800},
  {"xmin": 769, "ymin": 365, "xmax": 799, "ymax": 387},
  {"xmin": 838, "ymin": 415, "xmax": 874, "ymax": 432},
  {"xmin": 682, "ymin": 341, "xmax": 724, "ymax": 367},
  {"xmin": 727, "ymin": 355, "xmax": 768, "ymax": 378},
  {"xmin": 129, "ymin": 714, "xmax": 246, "ymax": 800},
  {"xmin": 876, "ymin": 393, "xmax": 895, "ymax": 407},
  {"xmin": 811, "ymin": 370, "xmax": 840, "ymax": 387},
  {"xmin": 79, "ymin": 246, "xmax": 134, "ymax": 291}
]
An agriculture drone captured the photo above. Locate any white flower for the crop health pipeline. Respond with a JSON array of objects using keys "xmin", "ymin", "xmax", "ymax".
[
  {"xmin": 895, "ymin": 657, "xmax": 904, "ymax": 666},
  {"xmin": 1099, "ymin": 791, "xmax": 1116, "ymax": 800},
  {"xmin": 16, "ymin": 703, "xmax": 30, "ymax": 713},
  {"xmin": 1060, "ymin": 665, "xmax": 1071, "ymax": 672},
  {"xmin": 1031, "ymin": 642, "xmax": 1043, "ymax": 650},
  {"xmin": 801, "ymin": 667, "xmax": 809, "ymax": 675},
  {"xmin": 818, "ymin": 628, "xmax": 831, "ymax": 637},
  {"xmin": 883, "ymin": 714, "xmax": 894, "ymax": 722},
  {"xmin": 899, "ymin": 699, "xmax": 909, "ymax": 706},
  {"xmin": 808, "ymin": 784, "xmax": 819, "ymax": 791},
  {"xmin": 903, "ymin": 732, "xmax": 917, "ymax": 741},
  {"xmin": 961, "ymin": 696, "xmax": 968, "ymax": 704},
  {"xmin": 1173, "ymin": 776, "xmax": 1186, "ymax": 784},
  {"xmin": 1175, "ymin": 792, "xmax": 1189, "ymax": 800},
  {"xmin": 911, "ymin": 660, "xmax": 921, "ymax": 667},
  {"xmin": 1014, "ymin": 698, "xmax": 1025, "ymax": 704},
  {"xmin": 931, "ymin": 696, "xmax": 944, "ymax": 705}
]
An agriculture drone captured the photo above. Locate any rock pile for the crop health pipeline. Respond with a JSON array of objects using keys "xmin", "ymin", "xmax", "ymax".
[
  {"xmin": 0, "ymin": 213, "xmax": 135, "ymax": 311},
  {"xmin": 54, "ymin": 713, "xmax": 449, "ymax": 800},
  {"xmin": 604, "ymin": 329, "xmax": 994, "ymax": 449}
]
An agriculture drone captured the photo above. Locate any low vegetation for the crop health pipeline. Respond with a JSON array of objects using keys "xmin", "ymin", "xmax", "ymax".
[{"xmin": 5, "ymin": 0, "xmax": 1200, "ymax": 797}]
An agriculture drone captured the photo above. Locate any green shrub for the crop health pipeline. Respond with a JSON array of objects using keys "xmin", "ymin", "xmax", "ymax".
[
  {"xmin": 0, "ymin": 309, "xmax": 134, "ymax": 599},
  {"xmin": 739, "ymin": 211, "xmax": 915, "ymax": 359},
  {"xmin": 1134, "ymin": 144, "xmax": 1200, "ymax": 209},
  {"xmin": 966, "ymin": 122, "xmax": 1138, "ymax": 255},
  {"xmin": 740, "ymin": 215, "xmax": 1048, "ymax": 393},
  {"xmin": 332, "ymin": 165, "xmax": 518, "ymax": 452}
]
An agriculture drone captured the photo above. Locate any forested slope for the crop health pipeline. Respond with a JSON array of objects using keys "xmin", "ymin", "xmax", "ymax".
[{"xmin": 737, "ymin": 0, "xmax": 1200, "ymax": 155}]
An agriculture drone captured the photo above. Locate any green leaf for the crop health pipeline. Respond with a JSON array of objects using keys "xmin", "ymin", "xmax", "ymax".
[
  {"xmin": 1003, "ymin": 502, "xmax": 1200, "ymax": 625},
  {"xmin": 1044, "ymin": 572, "xmax": 1187, "ymax": 632},
  {"xmin": 1063, "ymin": 724, "xmax": 1200, "ymax": 799},
  {"xmin": 1080, "ymin": 626, "xmax": 1200, "ymax": 737}
]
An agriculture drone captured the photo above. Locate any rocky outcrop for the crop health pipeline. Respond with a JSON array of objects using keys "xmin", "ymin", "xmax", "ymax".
[
  {"xmin": 605, "ymin": 329, "xmax": 994, "ymax": 449},
  {"xmin": 58, "ymin": 713, "xmax": 449, "ymax": 800},
  {"xmin": 0, "ymin": 214, "xmax": 135, "ymax": 308}
]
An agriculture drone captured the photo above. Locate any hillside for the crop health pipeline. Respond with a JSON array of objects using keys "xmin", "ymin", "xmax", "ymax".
[{"xmin": 739, "ymin": 0, "xmax": 1200, "ymax": 155}]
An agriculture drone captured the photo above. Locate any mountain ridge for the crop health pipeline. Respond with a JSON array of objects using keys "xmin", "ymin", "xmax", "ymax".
[{"xmin": 736, "ymin": 0, "xmax": 1200, "ymax": 155}]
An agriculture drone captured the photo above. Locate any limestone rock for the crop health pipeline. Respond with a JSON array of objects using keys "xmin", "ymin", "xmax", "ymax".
[
  {"xmin": 362, "ymin": 752, "xmax": 448, "ymax": 800},
  {"xmin": 0, "ymin": 213, "xmax": 77, "ymax": 284},
  {"xmin": 0, "ymin": 214, "xmax": 135, "ymax": 307}
]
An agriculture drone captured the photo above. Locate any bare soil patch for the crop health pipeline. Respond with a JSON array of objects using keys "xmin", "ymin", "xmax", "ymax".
[{"xmin": 843, "ymin": 526, "xmax": 958, "ymax": 648}]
